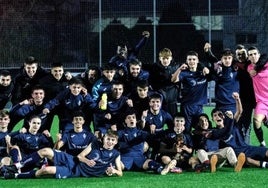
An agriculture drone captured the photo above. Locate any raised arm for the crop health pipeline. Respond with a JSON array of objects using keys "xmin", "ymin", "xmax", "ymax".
[
  {"xmin": 233, "ymin": 92, "xmax": 243, "ymax": 122},
  {"xmin": 171, "ymin": 63, "xmax": 188, "ymax": 83}
]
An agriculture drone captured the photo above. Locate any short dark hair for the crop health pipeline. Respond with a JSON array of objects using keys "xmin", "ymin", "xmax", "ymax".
[
  {"xmin": 0, "ymin": 70, "xmax": 11, "ymax": 77},
  {"xmin": 221, "ymin": 48, "xmax": 233, "ymax": 57},
  {"xmin": 186, "ymin": 51, "xmax": 199, "ymax": 57},
  {"xmin": 51, "ymin": 62, "xmax": 63, "ymax": 68},
  {"xmin": 129, "ymin": 58, "xmax": 142, "ymax": 67},
  {"xmin": 124, "ymin": 108, "xmax": 137, "ymax": 119},
  {"xmin": 102, "ymin": 64, "xmax": 116, "ymax": 71},
  {"xmin": 248, "ymin": 46, "xmax": 259, "ymax": 53},
  {"xmin": 31, "ymin": 84, "xmax": 45, "ymax": 93},
  {"xmin": 72, "ymin": 111, "xmax": 85, "ymax": 119},
  {"xmin": 68, "ymin": 77, "xmax": 84, "ymax": 86},
  {"xmin": 137, "ymin": 80, "xmax": 149, "ymax": 88},
  {"xmin": 173, "ymin": 112, "xmax": 185, "ymax": 119},
  {"xmin": 149, "ymin": 93, "xmax": 162, "ymax": 102},
  {"xmin": 24, "ymin": 56, "xmax": 38, "ymax": 65}
]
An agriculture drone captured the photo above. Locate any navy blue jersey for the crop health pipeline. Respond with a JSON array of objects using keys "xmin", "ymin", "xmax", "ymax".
[
  {"xmin": 61, "ymin": 129, "xmax": 96, "ymax": 156},
  {"xmin": 214, "ymin": 66, "xmax": 239, "ymax": 108},
  {"xmin": 94, "ymin": 94, "xmax": 131, "ymax": 131},
  {"xmin": 11, "ymin": 132, "xmax": 53, "ymax": 155},
  {"xmin": 179, "ymin": 70, "xmax": 208, "ymax": 105},
  {"xmin": 75, "ymin": 146, "xmax": 120, "ymax": 177},
  {"xmin": 92, "ymin": 77, "xmax": 115, "ymax": 102},
  {"xmin": 44, "ymin": 88, "xmax": 96, "ymax": 121},
  {"xmin": 9, "ymin": 102, "xmax": 51, "ymax": 132},
  {"xmin": 118, "ymin": 127, "xmax": 148, "ymax": 156},
  {"xmin": 144, "ymin": 109, "xmax": 173, "ymax": 132},
  {"xmin": 0, "ymin": 131, "xmax": 9, "ymax": 157},
  {"xmin": 192, "ymin": 130, "xmax": 220, "ymax": 152}
]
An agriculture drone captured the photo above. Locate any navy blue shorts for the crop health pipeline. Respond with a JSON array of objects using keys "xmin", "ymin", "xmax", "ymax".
[
  {"xmin": 53, "ymin": 150, "xmax": 76, "ymax": 179},
  {"xmin": 235, "ymin": 145, "xmax": 267, "ymax": 160},
  {"xmin": 121, "ymin": 155, "xmax": 146, "ymax": 170}
]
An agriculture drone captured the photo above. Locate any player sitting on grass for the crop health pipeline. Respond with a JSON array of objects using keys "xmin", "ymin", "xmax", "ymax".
[{"xmin": 2, "ymin": 130, "xmax": 122, "ymax": 179}]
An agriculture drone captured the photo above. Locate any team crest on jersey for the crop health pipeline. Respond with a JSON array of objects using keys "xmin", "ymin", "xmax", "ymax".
[{"xmin": 83, "ymin": 133, "xmax": 86, "ymax": 139}]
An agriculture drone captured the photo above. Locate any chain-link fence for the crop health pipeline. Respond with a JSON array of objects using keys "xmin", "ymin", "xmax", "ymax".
[{"xmin": 0, "ymin": 0, "xmax": 267, "ymax": 70}]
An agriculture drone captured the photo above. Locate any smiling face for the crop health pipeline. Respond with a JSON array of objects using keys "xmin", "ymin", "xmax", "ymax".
[
  {"xmin": 24, "ymin": 63, "xmax": 38, "ymax": 78},
  {"xmin": 28, "ymin": 117, "xmax": 41, "ymax": 134},
  {"xmin": 103, "ymin": 134, "xmax": 118, "ymax": 150},
  {"xmin": 198, "ymin": 115, "xmax": 209, "ymax": 130},
  {"xmin": 129, "ymin": 64, "xmax": 141, "ymax": 78},
  {"xmin": 51, "ymin": 66, "xmax": 64, "ymax": 81},
  {"xmin": 31, "ymin": 89, "xmax": 45, "ymax": 105},
  {"xmin": 149, "ymin": 98, "xmax": 162, "ymax": 112},
  {"xmin": 72, "ymin": 116, "xmax": 85, "ymax": 130},
  {"xmin": 186, "ymin": 55, "xmax": 199, "ymax": 71},
  {"xmin": 0, "ymin": 114, "xmax": 10, "ymax": 130}
]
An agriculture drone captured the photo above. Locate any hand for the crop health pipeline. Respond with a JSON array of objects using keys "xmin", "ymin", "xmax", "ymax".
[
  {"xmin": 19, "ymin": 127, "xmax": 27, "ymax": 133},
  {"xmin": 110, "ymin": 124, "xmax": 117, "ymax": 131},
  {"xmin": 126, "ymin": 99, "xmax": 133, "ymax": 107},
  {"xmin": 81, "ymin": 87, "xmax": 87, "ymax": 96},
  {"xmin": 232, "ymin": 92, "xmax": 240, "ymax": 100},
  {"xmin": 65, "ymin": 72, "xmax": 72, "ymax": 80},
  {"xmin": 141, "ymin": 110, "xmax": 148, "ymax": 120},
  {"xmin": 248, "ymin": 69, "xmax": 257, "ymax": 77},
  {"xmin": 142, "ymin": 31, "xmax": 150, "ymax": 38},
  {"xmin": 86, "ymin": 159, "xmax": 96, "ymax": 167},
  {"xmin": 106, "ymin": 163, "xmax": 115, "ymax": 176},
  {"xmin": 19, "ymin": 99, "xmax": 31, "ymax": 105},
  {"xmin": 105, "ymin": 113, "xmax": 111, "ymax": 120},
  {"xmin": 202, "ymin": 67, "xmax": 210, "ymax": 75},
  {"xmin": 42, "ymin": 130, "xmax": 51, "ymax": 137},
  {"xmin": 225, "ymin": 111, "xmax": 233, "ymax": 119},
  {"xmin": 43, "ymin": 108, "xmax": 50, "ymax": 114},
  {"xmin": 150, "ymin": 124, "xmax": 156, "ymax": 134},
  {"xmin": 179, "ymin": 63, "xmax": 188, "ymax": 71},
  {"xmin": 5, "ymin": 135, "xmax": 11, "ymax": 145},
  {"xmin": 204, "ymin": 42, "xmax": 211, "ymax": 52},
  {"xmin": 56, "ymin": 133, "xmax": 62, "ymax": 141}
]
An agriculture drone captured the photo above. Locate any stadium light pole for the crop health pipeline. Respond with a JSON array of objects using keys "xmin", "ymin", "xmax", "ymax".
[
  {"xmin": 153, "ymin": 0, "xmax": 157, "ymax": 63},
  {"xmin": 99, "ymin": 0, "xmax": 102, "ymax": 67}
]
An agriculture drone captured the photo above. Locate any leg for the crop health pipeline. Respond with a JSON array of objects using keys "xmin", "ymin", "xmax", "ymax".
[
  {"xmin": 253, "ymin": 114, "xmax": 266, "ymax": 146},
  {"xmin": 35, "ymin": 166, "xmax": 57, "ymax": 177}
]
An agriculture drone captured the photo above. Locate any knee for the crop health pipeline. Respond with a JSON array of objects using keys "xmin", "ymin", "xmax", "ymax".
[
  {"xmin": 161, "ymin": 156, "xmax": 171, "ymax": 164},
  {"xmin": 38, "ymin": 147, "xmax": 53, "ymax": 158},
  {"xmin": 253, "ymin": 117, "xmax": 263, "ymax": 128}
]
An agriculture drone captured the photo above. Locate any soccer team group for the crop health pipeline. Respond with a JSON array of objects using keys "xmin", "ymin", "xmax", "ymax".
[{"xmin": 0, "ymin": 31, "xmax": 268, "ymax": 179}]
